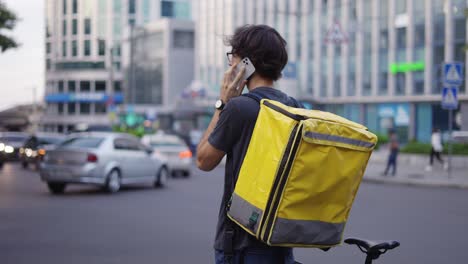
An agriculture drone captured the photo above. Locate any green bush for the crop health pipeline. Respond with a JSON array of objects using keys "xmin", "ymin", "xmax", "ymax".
[
  {"xmin": 373, "ymin": 132, "xmax": 388, "ymax": 150},
  {"xmin": 401, "ymin": 141, "xmax": 468, "ymax": 155},
  {"xmin": 442, "ymin": 143, "xmax": 468, "ymax": 155},
  {"xmin": 113, "ymin": 125, "xmax": 146, "ymax": 138},
  {"xmin": 400, "ymin": 141, "xmax": 432, "ymax": 154}
]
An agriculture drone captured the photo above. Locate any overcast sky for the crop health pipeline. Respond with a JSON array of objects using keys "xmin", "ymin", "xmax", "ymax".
[{"xmin": 0, "ymin": 0, "xmax": 44, "ymax": 111}]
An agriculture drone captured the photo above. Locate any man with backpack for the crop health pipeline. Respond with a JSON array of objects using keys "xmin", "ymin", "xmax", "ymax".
[{"xmin": 196, "ymin": 25, "xmax": 301, "ymax": 264}]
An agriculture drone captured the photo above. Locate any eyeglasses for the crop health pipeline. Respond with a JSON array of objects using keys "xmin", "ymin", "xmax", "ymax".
[{"xmin": 226, "ymin": 52, "xmax": 233, "ymax": 64}]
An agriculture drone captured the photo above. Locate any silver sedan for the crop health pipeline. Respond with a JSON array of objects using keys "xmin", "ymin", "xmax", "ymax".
[
  {"xmin": 39, "ymin": 132, "xmax": 169, "ymax": 194},
  {"xmin": 142, "ymin": 133, "xmax": 192, "ymax": 177}
]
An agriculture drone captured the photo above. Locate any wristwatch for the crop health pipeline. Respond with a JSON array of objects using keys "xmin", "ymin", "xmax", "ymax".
[{"xmin": 215, "ymin": 99, "xmax": 225, "ymax": 110}]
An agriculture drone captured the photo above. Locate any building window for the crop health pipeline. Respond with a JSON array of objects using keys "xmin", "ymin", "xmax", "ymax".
[
  {"xmin": 413, "ymin": 71, "xmax": 424, "ymax": 95},
  {"xmin": 62, "ymin": 41, "xmax": 67, "ymax": 57},
  {"xmin": 173, "ymin": 30, "xmax": 194, "ymax": 48},
  {"xmin": 378, "ymin": 72, "xmax": 388, "ymax": 95},
  {"xmin": 46, "ymin": 59, "xmax": 51, "ymax": 70},
  {"xmin": 56, "ymin": 61, "xmax": 106, "ymax": 71},
  {"xmin": 63, "ymin": 0, "xmax": 67, "ymax": 14},
  {"xmin": 114, "ymin": 81, "xmax": 122, "ymax": 92},
  {"xmin": 68, "ymin": 103, "xmax": 76, "ymax": 114},
  {"xmin": 84, "ymin": 40, "xmax": 91, "ymax": 56},
  {"xmin": 72, "ymin": 40, "xmax": 77, "ymax": 56},
  {"xmin": 63, "ymin": 20, "xmax": 67, "ymax": 36},
  {"xmin": 161, "ymin": 1, "xmax": 174, "ymax": 17},
  {"xmin": 395, "ymin": 73, "xmax": 405, "ymax": 95},
  {"xmin": 58, "ymin": 103, "xmax": 64, "ymax": 114},
  {"xmin": 58, "ymin": 81, "xmax": 64, "ymax": 92},
  {"xmin": 84, "ymin": 18, "xmax": 91, "ymax": 35},
  {"xmin": 72, "ymin": 19, "xmax": 78, "ymax": 35},
  {"xmin": 128, "ymin": 18, "xmax": 135, "ymax": 26},
  {"xmin": 80, "ymin": 81, "xmax": 91, "ymax": 92},
  {"xmin": 95, "ymin": 103, "xmax": 107, "ymax": 113},
  {"xmin": 98, "ymin": 39, "xmax": 106, "ymax": 56},
  {"xmin": 72, "ymin": 0, "xmax": 78, "ymax": 14},
  {"xmin": 129, "ymin": 0, "xmax": 136, "ymax": 14},
  {"xmin": 433, "ymin": 19, "xmax": 445, "ymax": 44},
  {"xmin": 395, "ymin": 0, "xmax": 406, "ymax": 14},
  {"xmin": 95, "ymin": 81, "xmax": 106, "ymax": 92},
  {"xmin": 114, "ymin": 44, "xmax": 121, "ymax": 57},
  {"xmin": 80, "ymin": 103, "xmax": 91, "ymax": 114},
  {"xmin": 396, "ymin": 28, "xmax": 406, "ymax": 49},
  {"xmin": 113, "ymin": 62, "xmax": 121, "ymax": 70},
  {"xmin": 113, "ymin": 17, "xmax": 122, "ymax": 36},
  {"xmin": 455, "ymin": 18, "xmax": 467, "ymax": 42},
  {"xmin": 414, "ymin": 24, "xmax": 425, "ymax": 47},
  {"xmin": 68, "ymin": 81, "xmax": 76, "ymax": 92},
  {"xmin": 46, "ymin": 42, "xmax": 51, "ymax": 54}
]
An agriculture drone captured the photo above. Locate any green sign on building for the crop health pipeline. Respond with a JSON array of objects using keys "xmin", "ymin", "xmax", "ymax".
[{"xmin": 390, "ymin": 62, "xmax": 425, "ymax": 74}]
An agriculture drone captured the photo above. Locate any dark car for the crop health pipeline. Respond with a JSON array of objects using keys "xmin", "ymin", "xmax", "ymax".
[
  {"xmin": 0, "ymin": 132, "xmax": 29, "ymax": 165},
  {"xmin": 19, "ymin": 133, "xmax": 66, "ymax": 169}
]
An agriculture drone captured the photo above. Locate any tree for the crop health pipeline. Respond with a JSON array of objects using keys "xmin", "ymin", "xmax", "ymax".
[{"xmin": 0, "ymin": 1, "xmax": 19, "ymax": 53}]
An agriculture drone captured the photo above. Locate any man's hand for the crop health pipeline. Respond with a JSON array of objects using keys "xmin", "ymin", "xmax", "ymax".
[{"xmin": 220, "ymin": 62, "xmax": 247, "ymax": 103}]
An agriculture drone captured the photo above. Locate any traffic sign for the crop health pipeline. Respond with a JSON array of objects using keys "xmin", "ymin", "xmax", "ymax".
[
  {"xmin": 324, "ymin": 21, "xmax": 349, "ymax": 44},
  {"xmin": 443, "ymin": 62, "xmax": 464, "ymax": 85},
  {"xmin": 441, "ymin": 86, "xmax": 458, "ymax": 110}
]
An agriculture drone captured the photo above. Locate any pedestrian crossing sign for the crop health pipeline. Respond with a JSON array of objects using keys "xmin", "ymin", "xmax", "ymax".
[
  {"xmin": 443, "ymin": 62, "xmax": 464, "ymax": 85},
  {"xmin": 441, "ymin": 86, "xmax": 458, "ymax": 110}
]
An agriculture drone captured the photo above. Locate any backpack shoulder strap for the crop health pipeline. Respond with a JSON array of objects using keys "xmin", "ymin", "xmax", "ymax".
[{"xmin": 242, "ymin": 92, "xmax": 263, "ymax": 103}]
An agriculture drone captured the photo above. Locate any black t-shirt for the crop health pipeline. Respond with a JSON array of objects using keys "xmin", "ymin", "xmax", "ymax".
[{"xmin": 208, "ymin": 87, "xmax": 303, "ymax": 251}]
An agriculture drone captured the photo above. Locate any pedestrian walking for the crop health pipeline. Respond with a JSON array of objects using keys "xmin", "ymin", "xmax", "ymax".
[
  {"xmin": 383, "ymin": 130, "xmax": 399, "ymax": 176},
  {"xmin": 196, "ymin": 25, "xmax": 299, "ymax": 264},
  {"xmin": 426, "ymin": 128, "xmax": 448, "ymax": 171}
]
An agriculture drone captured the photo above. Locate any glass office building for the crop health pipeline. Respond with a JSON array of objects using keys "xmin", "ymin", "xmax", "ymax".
[
  {"xmin": 195, "ymin": 0, "xmax": 468, "ymax": 142},
  {"xmin": 43, "ymin": 0, "xmax": 191, "ymax": 133}
]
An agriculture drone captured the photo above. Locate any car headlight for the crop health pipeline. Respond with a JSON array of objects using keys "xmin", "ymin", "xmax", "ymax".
[
  {"xmin": 0, "ymin": 143, "xmax": 4, "ymax": 152},
  {"xmin": 38, "ymin": 149, "xmax": 46, "ymax": 156},
  {"xmin": 4, "ymin": 146, "xmax": 14, "ymax": 154},
  {"xmin": 25, "ymin": 148, "xmax": 33, "ymax": 157}
]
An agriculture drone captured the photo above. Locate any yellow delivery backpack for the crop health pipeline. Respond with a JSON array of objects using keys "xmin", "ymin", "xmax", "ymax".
[{"xmin": 227, "ymin": 97, "xmax": 377, "ymax": 248}]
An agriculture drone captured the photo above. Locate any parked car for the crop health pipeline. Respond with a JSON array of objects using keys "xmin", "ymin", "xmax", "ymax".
[
  {"xmin": 19, "ymin": 133, "xmax": 66, "ymax": 169},
  {"xmin": 0, "ymin": 132, "xmax": 29, "ymax": 163},
  {"xmin": 142, "ymin": 133, "xmax": 192, "ymax": 177},
  {"xmin": 39, "ymin": 132, "xmax": 169, "ymax": 194}
]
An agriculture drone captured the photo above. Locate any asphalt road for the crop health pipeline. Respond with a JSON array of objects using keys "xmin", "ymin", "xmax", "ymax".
[{"xmin": 1, "ymin": 162, "xmax": 467, "ymax": 264}]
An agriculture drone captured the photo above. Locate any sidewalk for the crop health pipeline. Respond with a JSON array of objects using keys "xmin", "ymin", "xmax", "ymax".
[{"xmin": 363, "ymin": 150, "xmax": 468, "ymax": 189}]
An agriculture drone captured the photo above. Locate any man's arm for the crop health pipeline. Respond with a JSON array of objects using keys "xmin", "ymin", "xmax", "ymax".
[
  {"xmin": 196, "ymin": 62, "xmax": 246, "ymax": 171},
  {"xmin": 196, "ymin": 110, "xmax": 225, "ymax": 171}
]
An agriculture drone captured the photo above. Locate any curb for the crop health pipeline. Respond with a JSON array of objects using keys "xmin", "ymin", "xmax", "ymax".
[{"xmin": 363, "ymin": 176, "xmax": 468, "ymax": 189}]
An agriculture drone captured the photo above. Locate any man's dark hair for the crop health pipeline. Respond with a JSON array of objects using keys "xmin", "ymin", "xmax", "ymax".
[{"xmin": 225, "ymin": 25, "xmax": 288, "ymax": 81}]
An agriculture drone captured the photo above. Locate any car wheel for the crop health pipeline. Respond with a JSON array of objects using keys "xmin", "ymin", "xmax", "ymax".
[
  {"xmin": 22, "ymin": 161, "xmax": 28, "ymax": 169},
  {"xmin": 183, "ymin": 170, "xmax": 191, "ymax": 178},
  {"xmin": 105, "ymin": 169, "xmax": 121, "ymax": 193},
  {"xmin": 47, "ymin": 182, "xmax": 66, "ymax": 194},
  {"xmin": 155, "ymin": 166, "xmax": 169, "ymax": 188}
]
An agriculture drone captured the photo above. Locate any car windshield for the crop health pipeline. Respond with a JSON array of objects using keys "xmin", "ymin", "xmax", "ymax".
[
  {"xmin": 60, "ymin": 137, "xmax": 104, "ymax": 149},
  {"xmin": 40, "ymin": 137, "xmax": 64, "ymax": 145},
  {"xmin": 0, "ymin": 136, "xmax": 27, "ymax": 143},
  {"xmin": 150, "ymin": 142, "xmax": 185, "ymax": 147}
]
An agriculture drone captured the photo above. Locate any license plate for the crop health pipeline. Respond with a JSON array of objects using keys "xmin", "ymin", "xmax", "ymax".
[{"xmin": 50, "ymin": 169, "xmax": 72, "ymax": 178}]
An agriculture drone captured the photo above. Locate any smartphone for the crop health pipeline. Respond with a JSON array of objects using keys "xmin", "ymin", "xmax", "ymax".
[{"xmin": 236, "ymin": 57, "xmax": 256, "ymax": 81}]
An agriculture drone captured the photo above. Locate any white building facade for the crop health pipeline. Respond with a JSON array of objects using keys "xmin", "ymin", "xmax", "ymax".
[
  {"xmin": 194, "ymin": 0, "xmax": 468, "ymax": 142},
  {"xmin": 43, "ymin": 0, "xmax": 191, "ymax": 133}
]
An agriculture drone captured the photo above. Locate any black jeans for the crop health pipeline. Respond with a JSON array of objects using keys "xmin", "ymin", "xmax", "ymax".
[
  {"xmin": 430, "ymin": 148, "xmax": 444, "ymax": 165},
  {"xmin": 384, "ymin": 150, "xmax": 398, "ymax": 176},
  {"xmin": 215, "ymin": 247, "xmax": 295, "ymax": 264}
]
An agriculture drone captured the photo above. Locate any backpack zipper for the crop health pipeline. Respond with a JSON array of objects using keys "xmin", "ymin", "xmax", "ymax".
[{"xmin": 257, "ymin": 123, "xmax": 303, "ymax": 241}]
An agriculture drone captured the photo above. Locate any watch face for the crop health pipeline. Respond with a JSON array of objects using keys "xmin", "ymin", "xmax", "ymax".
[{"xmin": 215, "ymin": 100, "xmax": 223, "ymax": 109}]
